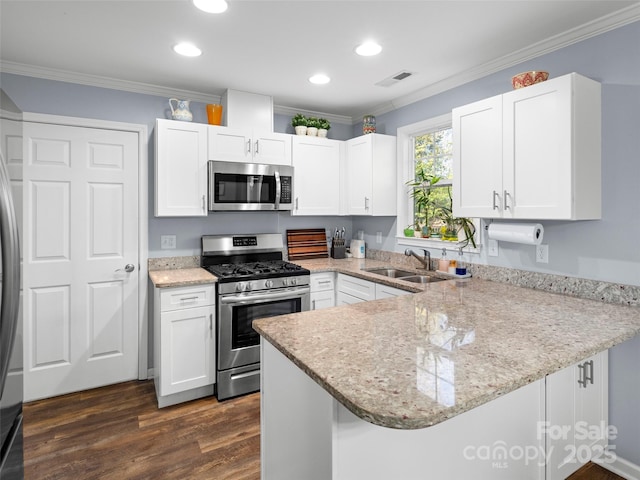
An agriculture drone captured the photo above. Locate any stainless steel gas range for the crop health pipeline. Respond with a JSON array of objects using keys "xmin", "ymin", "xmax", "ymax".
[{"xmin": 201, "ymin": 233, "xmax": 310, "ymax": 400}]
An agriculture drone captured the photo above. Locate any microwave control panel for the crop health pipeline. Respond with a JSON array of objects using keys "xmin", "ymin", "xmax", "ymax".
[{"xmin": 281, "ymin": 177, "xmax": 292, "ymax": 204}]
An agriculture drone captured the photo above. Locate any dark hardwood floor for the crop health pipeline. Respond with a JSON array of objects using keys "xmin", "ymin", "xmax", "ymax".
[
  {"xmin": 24, "ymin": 380, "xmax": 625, "ymax": 480},
  {"xmin": 23, "ymin": 381, "xmax": 260, "ymax": 480}
]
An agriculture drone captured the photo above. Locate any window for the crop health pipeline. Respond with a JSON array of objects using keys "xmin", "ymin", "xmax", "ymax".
[{"xmin": 396, "ymin": 114, "xmax": 478, "ymax": 251}]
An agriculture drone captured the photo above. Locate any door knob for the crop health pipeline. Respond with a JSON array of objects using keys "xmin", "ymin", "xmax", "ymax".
[{"xmin": 116, "ymin": 264, "xmax": 136, "ymax": 273}]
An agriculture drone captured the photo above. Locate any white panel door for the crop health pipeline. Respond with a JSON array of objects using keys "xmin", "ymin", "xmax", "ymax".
[
  {"xmin": 345, "ymin": 136, "xmax": 372, "ymax": 215},
  {"xmin": 23, "ymin": 122, "xmax": 139, "ymax": 401},
  {"xmin": 208, "ymin": 126, "xmax": 252, "ymax": 163}
]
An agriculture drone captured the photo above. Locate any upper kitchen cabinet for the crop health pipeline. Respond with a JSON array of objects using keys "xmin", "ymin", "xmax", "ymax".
[
  {"xmin": 155, "ymin": 119, "xmax": 208, "ymax": 217},
  {"xmin": 207, "ymin": 126, "xmax": 292, "ymax": 166},
  {"xmin": 453, "ymin": 72, "xmax": 601, "ymax": 220},
  {"xmin": 345, "ymin": 133, "xmax": 397, "ymax": 216},
  {"xmin": 291, "ymin": 135, "xmax": 342, "ymax": 215}
]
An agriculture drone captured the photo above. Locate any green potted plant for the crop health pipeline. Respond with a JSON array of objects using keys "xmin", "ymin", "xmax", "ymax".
[
  {"xmin": 317, "ymin": 118, "xmax": 331, "ymax": 138},
  {"xmin": 406, "ymin": 164, "xmax": 441, "ymax": 238},
  {"xmin": 306, "ymin": 117, "xmax": 320, "ymax": 136},
  {"xmin": 291, "ymin": 114, "xmax": 308, "ymax": 135},
  {"xmin": 436, "ymin": 188, "xmax": 477, "ymax": 248},
  {"xmin": 403, "ymin": 224, "xmax": 416, "ymax": 237}
]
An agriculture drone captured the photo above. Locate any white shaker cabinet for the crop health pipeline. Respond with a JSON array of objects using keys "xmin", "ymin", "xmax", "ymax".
[
  {"xmin": 345, "ymin": 133, "xmax": 396, "ymax": 216},
  {"xmin": 292, "ymin": 136, "xmax": 342, "ymax": 216},
  {"xmin": 154, "ymin": 284, "xmax": 216, "ymax": 407},
  {"xmin": 208, "ymin": 126, "xmax": 292, "ymax": 166},
  {"xmin": 310, "ymin": 272, "xmax": 336, "ymax": 310},
  {"xmin": 155, "ymin": 119, "xmax": 208, "ymax": 217},
  {"xmin": 545, "ymin": 351, "xmax": 609, "ymax": 479},
  {"xmin": 375, "ymin": 283, "xmax": 411, "ymax": 299},
  {"xmin": 453, "ymin": 72, "xmax": 601, "ymax": 220}
]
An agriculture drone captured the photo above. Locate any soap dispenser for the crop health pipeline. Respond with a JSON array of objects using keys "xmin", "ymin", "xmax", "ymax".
[{"xmin": 438, "ymin": 248, "xmax": 449, "ymax": 273}]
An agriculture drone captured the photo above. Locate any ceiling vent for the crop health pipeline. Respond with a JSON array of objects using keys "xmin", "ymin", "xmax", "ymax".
[{"xmin": 375, "ymin": 70, "xmax": 414, "ymax": 87}]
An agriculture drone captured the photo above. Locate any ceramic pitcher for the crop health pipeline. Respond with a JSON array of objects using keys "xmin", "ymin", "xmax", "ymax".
[{"xmin": 169, "ymin": 98, "xmax": 193, "ymax": 122}]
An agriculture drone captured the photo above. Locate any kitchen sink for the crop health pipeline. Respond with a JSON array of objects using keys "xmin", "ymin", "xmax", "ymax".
[
  {"xmin": 363, "ymin": 268, "xmax": 416, "ymax": 278},
  {"xmin": 398, "ymin": 275, "xmax": 447, "ymax": 284}
]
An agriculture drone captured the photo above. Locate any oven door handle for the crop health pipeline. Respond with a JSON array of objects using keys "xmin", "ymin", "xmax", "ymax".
[{"xmin": 220, "ymin": 288, "xmax": 309, "ymax": 305}]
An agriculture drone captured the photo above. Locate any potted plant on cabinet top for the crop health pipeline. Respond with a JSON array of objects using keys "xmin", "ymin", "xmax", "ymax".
[
  {"xmin": 306, "ymin": 117, "xmax": 320, "ymax": 136},
  {"xmin": 292, "ymin": 114, "xmax": 308, "ymax": 135},
  {"xmin": 317, "ymin": 118, "xmax": 331, "ymax": 138}
]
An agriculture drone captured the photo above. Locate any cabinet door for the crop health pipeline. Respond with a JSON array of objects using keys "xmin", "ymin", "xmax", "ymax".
[
  {"xmin": 345, "ymin": 136, "xmax": 373, "ymax": 215},
  {"xmin": 336, "ymin": 274, "xmax": 375, "ymax": 302},
  {"xmin": 253, "ymin": 131, "xmax": 292, "ymax": 166},
  {"xmin": 208, "ymin": 126, "xmax": 252, "ymax": 163},
  {"xmin": 503, "ymin": 75, "xmax": 573, "ymax": 219},
  {"xmin": 311, "ymin": 291, "xmax": 335, "ymax": 310},
  {"xmin": 155, "ymin": 119, "xmax": 207, "ymax": 216},
  {"xmin": 545, "ymin": 351, "xmax": 608, "ymax": 480},
  {"xmin": 292, "ymin": 137, "xmax": 341, "ymax": 215},
  {"xmin": 159, "ymin": 305, "xmax": 215, "ymax": 396},
  {"xmin": 452, "ymin": 95, "xmax": 503, "ymax": 218}
]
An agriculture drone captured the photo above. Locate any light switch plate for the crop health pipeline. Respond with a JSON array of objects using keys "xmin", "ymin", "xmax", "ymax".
[
  {"xmin": 376, "ymin": 231, "xmax": 382, "ymax": 243},
  {"xmin": 161, "ymin": 235, "xmax": 177, "ymax": 249}
]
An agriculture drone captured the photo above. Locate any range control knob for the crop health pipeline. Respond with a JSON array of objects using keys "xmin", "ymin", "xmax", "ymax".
[
  {"xmin": 236, "ymin": 282, "xmax": 250, "ymax": 292},
  {"xmin": 265, "ymin": 280, "xmax": 274, "ymax": 288},
  {"xmin": 289, "ymin": 278, "xmax": 298, "ymax": 286}
]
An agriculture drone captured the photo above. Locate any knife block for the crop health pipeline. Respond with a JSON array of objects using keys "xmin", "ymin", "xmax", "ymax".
[{"xmin": 330, "ymin": 239, "xmax": 346, "ymax": 259}]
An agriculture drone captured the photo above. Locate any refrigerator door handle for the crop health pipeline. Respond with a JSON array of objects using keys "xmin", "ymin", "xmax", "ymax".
[{"xmin": 0, "ymin": 152, "xmax": 21, "ymax": 395}]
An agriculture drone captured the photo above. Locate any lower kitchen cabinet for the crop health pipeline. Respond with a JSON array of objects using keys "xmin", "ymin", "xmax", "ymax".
[
  {"xmin": 310, "ymin": 272, "xmax": 336, "ymax": 310},
  {"xmin": 375, "ymin": 283, "xmax": 412, "ymax": 299},
  {"xmin": 153, "ymin": 284, "xmax": 216, "ymax": 407},
  {"xmin": 545, "ymin": 351, "xmax": 609, "ymax": 479}
]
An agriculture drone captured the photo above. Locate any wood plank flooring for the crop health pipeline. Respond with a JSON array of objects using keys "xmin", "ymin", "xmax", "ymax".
[
  {"xmin": 23, "ymin": 381, "xmax": 260, "ymax": 480},
  {"xmin": 23, "ymin": 380, "xmax": 626, "ymax": 480}
]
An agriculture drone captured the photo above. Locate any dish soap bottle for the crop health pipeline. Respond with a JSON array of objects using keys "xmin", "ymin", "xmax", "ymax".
[
  {"xmin": 438, "ymin": 248, "xmax": 449, "ymax": 273},
  {"xmin": 456, "ymin": 248, "xmax": 467, "ymax": 276}
]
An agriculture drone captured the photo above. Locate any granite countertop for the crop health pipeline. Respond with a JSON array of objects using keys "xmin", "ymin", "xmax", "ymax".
[
  {"xmin": 149, "ymin": 267, "xmax": 217, "ymax": 288},
  {"xmin": 253, "ymin": 272, "xmax": 640, "ymax": 430}
]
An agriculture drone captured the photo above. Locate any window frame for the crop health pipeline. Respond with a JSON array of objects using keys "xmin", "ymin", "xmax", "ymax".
[{"xmin": 395, "ymin": 113, "xmax": 481, "ymax": 254}]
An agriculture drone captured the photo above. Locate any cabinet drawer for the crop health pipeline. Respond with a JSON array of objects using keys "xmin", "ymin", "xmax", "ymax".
[
  {"xmin": 311, "ymin": 272, "xmax": 335, "ymax": 292},
  {"xmin": 375, "ymin": 283, "xmax": 411, "ymax": 299},
  {"xmin": 337, "ymin": 274, "xmax": 375, "ymax": 302},
  {"xmin": 160, "ymin": 284, "xmax": 215, "ymax": 312}
]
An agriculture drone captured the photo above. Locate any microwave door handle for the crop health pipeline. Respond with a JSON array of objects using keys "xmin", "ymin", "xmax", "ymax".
[{"xmin": 274, "ymin": 170, "xmax": 281, "ymax": 210}]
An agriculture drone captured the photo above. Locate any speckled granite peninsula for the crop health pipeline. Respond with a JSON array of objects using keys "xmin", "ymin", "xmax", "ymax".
[{"xmin": 254, "ymin": 277, "xmax": 640, "ymax": 430}]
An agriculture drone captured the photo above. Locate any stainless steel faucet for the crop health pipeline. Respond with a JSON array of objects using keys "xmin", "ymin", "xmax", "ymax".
[{"xmin": 404, "ymin": 248, "xmax": 431, "ymax": 271}]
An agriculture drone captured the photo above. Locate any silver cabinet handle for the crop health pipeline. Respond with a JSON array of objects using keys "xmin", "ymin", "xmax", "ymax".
[
  {"xmin": 295, "ymin": 197, "xmax": 299, "ymax": 210},
  {"xmin": 504, "ymin": 190, "xmax": 510, "ymax": 210},
  {"xmin": 312, "ymin": 299, "xmax": 316, "ymax": 310},
  {"xmin": 209, "ymin": 313, "xmax": 213, "ymax": 332},
  {"xmin": 577, "ymin": 360, "xmax": 594, "ymax": 388},
  {"xmin": 116, "ymin": 264, "xmax": 135, "ymax": 273},
  {"xmin": 365, "ymin": 197, "xmax": 370, "ymax": 211},
  {"xmin": 492, "ymin": 190, "xmax": 499, "ymax": 210},
  {"xmin": 255, "ymin": 140, "xmax": 259, "ymax": 154},
  {"xmin": 246, "ymin": 139, "xmax": 251, "ymax": 155},
  {"xmin": 202, "ymin": 194, "xmax": 206, "ymax": 213},
  {"xmin": 179, "ymin": 296, "xmax": 199, "ymax": 301}
]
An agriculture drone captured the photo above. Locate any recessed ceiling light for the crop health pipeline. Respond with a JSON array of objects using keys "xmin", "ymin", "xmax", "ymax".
[
  {"xmin": 193, "ymin": 0, "xmax": 228, "ymax": 13},
  {"xmin": 309, "ymin": 74, "xmax": 330, "ymax": 85},
  {"xmin": 355, "ymin": 41, "xmax": 382, "ymax": 57},
  {"xmin": 173, "ymin": 42, "xmax": 202, "ymax": 57}
]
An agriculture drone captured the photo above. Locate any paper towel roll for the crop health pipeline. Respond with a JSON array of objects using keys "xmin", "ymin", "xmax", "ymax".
[
  {"xmin": 351, "ymin": 239, "xmax": 365, "ymax": 258},
  {"xmin": 487, "ymin": 223, "xmax": 544, "ymax": 245}
]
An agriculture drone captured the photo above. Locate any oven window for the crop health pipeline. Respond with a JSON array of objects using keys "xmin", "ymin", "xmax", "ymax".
[
  {"xmin": 215, "ymin": 173, "xmax": 276, "ymax": 203},
  {"xmin": 232, "ymin": 298, "xmax": 301, "ymax": 349}
]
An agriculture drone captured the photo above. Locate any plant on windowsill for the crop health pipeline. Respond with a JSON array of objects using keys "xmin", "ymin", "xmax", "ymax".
[
  {"xmin": 406, "ymin": 165, "xmax": 441, "ymax": 238},
  {"xmin": 436, "ymin": 188, "xmax": 477, "ymax": 248},
  {"xmin": 292, "ymin": 114, "xmax": 308, "ymax": 135}
]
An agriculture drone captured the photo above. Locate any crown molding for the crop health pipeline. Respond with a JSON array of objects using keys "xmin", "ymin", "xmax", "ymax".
[
  {"xmin": 352, "ymin": 4, "xmax": 640, "ymax": 120},
  {"xmin": 2, "ymin": 4, "xmax": 639, "ymax": 125}
]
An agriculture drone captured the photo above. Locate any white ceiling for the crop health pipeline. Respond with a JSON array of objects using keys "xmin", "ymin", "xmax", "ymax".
[{"xmin": 1, "ymin": 0, "xmax": 639, "ymax": 122}]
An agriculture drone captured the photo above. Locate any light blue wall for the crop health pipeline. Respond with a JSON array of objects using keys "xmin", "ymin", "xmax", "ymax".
[{"xmin": 2, "ymin": 18, "xmax": 639, "ymax": 466}]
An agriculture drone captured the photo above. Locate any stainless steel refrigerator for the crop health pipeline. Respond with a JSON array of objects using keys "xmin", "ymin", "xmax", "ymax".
[{"xmin": 0, "ymin": 89, "xmax": 23, "ymax": 479}]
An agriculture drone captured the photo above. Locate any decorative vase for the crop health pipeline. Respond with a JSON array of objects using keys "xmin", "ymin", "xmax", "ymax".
[
  {"xmin": 294, "ymin": 125, "xmax": 307, "ymax": 135},
  {"xmin": 421, "ymin": 226, "xmax": 430, "ymax": 238},
  {"xmin": 306, "ymin": 127, "xmax": 318, "ymax": 136},
  {"xmin": 169, "ymin": 98, "xmax": 193, "ymax": 122},
  {"xmin": 317, "ymin": 128, "xmax": 328, "ymax": 138},
  {"xmin": 363, "ymin": 115, "xmax": 376, "ymax": 134}
]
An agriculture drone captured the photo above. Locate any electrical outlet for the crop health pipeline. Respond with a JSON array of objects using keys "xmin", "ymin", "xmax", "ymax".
[
  {"xmin": 376, "ymin": 231, "xmax": 382, "ymax": 243},
  {"xmin": 536, "ymin": 244, "xmax": 549, "ymax": 263},
  {"xmin": 160, "ymin": 235, "xmax": 177, "ymax": 249},
  {"xmin": 488, "ymin": 239, "xmax": 499, "ymax": 257}
]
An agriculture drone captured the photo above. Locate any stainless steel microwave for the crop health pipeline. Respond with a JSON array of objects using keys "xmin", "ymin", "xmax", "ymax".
[{"xmin": 208, "ymin": 160, "xmax": 293, "ymax": 211}]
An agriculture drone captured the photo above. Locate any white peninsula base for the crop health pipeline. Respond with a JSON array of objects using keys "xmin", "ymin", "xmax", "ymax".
[{"xmin": 261, "ymin": 341, "xmax": 550, "ymax": 480}]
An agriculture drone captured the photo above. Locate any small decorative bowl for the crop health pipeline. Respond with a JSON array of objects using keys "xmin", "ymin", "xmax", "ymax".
[{"xmin": 511, "ymin": 71, "xmax": 549, "ymax": 89}]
